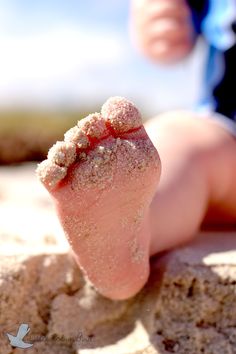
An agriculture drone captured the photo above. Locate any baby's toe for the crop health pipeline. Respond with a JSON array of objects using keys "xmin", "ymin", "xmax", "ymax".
[
  {"xmin": 101, "ymin": 96, "xmax": 142, "ymax": 135},
  {"xmin": 79, "ymin": 113, "xmax": 109, "ymax": 141}
]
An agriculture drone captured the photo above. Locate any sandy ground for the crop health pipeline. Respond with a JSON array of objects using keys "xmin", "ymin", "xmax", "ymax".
[
  {"xmin": 1, "ymin": 163, "xmax": 236, "ymax": 354},
  {"xmin": 0, "ymin": 162, "xmax": 69, "ymax": 255}
]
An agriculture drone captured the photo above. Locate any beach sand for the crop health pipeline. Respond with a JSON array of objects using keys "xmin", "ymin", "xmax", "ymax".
[{"xmin": 0, "ymin": 163, "xmax": 236, "ymax": 354}]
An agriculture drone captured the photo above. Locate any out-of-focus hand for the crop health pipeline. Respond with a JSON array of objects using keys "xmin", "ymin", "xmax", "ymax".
[{"xmin": 130, "ymin": 0, "xmax": 196, "ymax": 63}]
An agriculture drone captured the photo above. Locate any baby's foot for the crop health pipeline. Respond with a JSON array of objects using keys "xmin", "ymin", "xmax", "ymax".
[{"xmin": 37, "ymin": 97, "xmax": 161, "ymax": 300}]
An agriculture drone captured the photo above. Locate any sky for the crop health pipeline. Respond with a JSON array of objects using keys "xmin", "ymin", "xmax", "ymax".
[{"xmin": 0, "ymin": 0, "xmax": 207, "ymax": 115}]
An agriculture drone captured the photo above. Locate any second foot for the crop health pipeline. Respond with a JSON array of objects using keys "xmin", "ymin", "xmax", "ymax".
[{"xmin": 37, "ymin": 97, "xmax": 161, "ymax": 300}]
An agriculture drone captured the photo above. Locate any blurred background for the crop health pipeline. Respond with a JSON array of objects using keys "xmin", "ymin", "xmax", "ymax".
[{"xmin": 0, "ymin": 0, "xmax": 207, "ymax": 164}]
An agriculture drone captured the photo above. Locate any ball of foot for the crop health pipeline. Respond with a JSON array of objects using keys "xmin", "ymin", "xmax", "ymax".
[{"xmin": 101, "ymin": 96, "xmax": 142, "ymax": 134}]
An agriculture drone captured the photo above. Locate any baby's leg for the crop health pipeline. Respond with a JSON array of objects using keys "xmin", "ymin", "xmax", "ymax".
[
  {"xmin": 146, "ymin": 111, "xmax": 236, "ymax": 256},
  {"xmin": 37, "ymin": 100, "xmax": 236, "ymax": 300}
]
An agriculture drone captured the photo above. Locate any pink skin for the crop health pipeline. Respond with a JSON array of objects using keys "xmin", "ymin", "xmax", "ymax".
[
  {"xmin": 37, "ymin": 97, "xmax": 161, "ymax": 300},
  {"xmin": 37, "ymin": 97, "xmax": 236, "ymax": 299},
  {"xmin": 130, "ymin": 0, "xmax": 195, "ymax": 64},
  {"xmin": 37, "ymin": 98, "xmax": 236, "ymax": 300}
]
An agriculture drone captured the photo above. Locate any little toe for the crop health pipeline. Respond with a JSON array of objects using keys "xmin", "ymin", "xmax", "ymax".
[{"xmin": 36, "ymin": 160, "xmax": 67, "ymax": 189}]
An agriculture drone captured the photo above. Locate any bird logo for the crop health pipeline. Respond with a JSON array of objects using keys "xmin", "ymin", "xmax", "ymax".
[{"xmin": 6, "ymin": 323, "xmax": 33, "ymax": 349}]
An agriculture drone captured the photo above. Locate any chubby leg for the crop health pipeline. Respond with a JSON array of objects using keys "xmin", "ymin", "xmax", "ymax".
[
  {"xmin": 146, "ymin": 111, "xmax": 236, "ymax": 256},
  {"xmin": 37, "ymin": 100, "xmax": 236, "ymax": 300}
]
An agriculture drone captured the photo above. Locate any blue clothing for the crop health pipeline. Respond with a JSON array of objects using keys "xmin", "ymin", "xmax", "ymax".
[{"xmin": 187, "ymin": 0, "xmax": 236, "ymax": 120}]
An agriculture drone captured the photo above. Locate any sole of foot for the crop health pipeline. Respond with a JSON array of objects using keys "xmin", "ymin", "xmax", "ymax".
[{"xmin": 37, "ymin": 97, "xmax": 161, "ymax": 300}]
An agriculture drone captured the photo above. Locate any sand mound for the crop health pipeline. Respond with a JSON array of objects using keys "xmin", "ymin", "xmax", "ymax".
[{"xmin": 1, "ymin": 164, "xmax": 236, "ymax": 354}]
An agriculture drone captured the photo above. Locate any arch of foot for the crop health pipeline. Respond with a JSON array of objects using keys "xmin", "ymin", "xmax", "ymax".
[{"xmin": 36, "ymin": 97, "xmax": 142, "ymax": 189}]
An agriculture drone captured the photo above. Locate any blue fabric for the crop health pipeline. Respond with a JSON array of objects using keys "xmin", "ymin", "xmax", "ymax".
[
  {"xmin": 188, "ymin": 0, "xmax": 236, "ymax": 120},
  {"xmin": 202, "ymin": 0, "xmax": 236, "ymax": 50},
  {"xmin": 199, "ymin": 46, "xmax": 225, "ymax": 111}
]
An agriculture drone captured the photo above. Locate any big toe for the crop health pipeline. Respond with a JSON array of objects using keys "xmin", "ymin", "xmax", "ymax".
[{"xmin": 101, "ymin": 96, "xmax": 142, "ymax": 135}]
